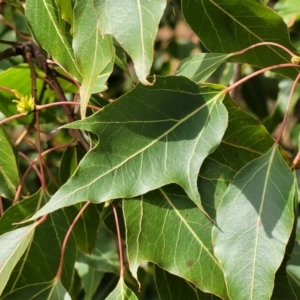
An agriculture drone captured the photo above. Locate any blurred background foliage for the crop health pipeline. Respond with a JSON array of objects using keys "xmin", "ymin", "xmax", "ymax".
[{"xmin": 0, "ymin": 0, "xmax": 300, "ymax": 299}]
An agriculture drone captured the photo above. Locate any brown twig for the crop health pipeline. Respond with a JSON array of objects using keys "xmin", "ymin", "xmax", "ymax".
[
  {"xmin": 112, "ymin": 202, "xmax": 125, "ymax": 278},
  {"xmin": 56, "ymin": 201, "xmax": 91, "ymax": 279}
]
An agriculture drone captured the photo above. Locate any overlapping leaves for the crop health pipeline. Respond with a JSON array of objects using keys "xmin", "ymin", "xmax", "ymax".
[{"xmin": 29, "ymin": 76, "xmax": 228, "ymax": 219}]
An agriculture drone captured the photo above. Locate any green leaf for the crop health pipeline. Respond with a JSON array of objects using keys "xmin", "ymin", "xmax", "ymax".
[
  {"xmin": 175, "ymin": 53, "xmax": 231, "ymax": 83},
  {"xmin": 154, "ymin": 266, "xmax": 222, "ymax": 300},
  {"xmin": 123, "ymin": 185, "xmax": 229, "ymax": 299},
  {"xmin": 212, "ymin": 145, "xmax": 295, "ymax": 300},
  {"xmin": 274, "ymin": 0, "xmax": 300, "ymax": 24},
  {"xmin": 55, "ymin": 0, "xmax": 73, "ymax": 26},
  {"xmin": 92, "ymin": 56, "xmax": 115, "ymax": 94},
  {"xmin": 26, "ymin": 0, "xmax": 81, "ymax": 80},
  {"xmin": 181, "ymin": 0, "xmax": 299, "ymax": 79},
  {"xmin": 1, "ymin": 279, "xmax": 71, "ymax": 300},
  {"xmin": 287, "ymin": 239, "xmax": 300, "ymax": 296},
  {"xmin": 199, "ymin": 96, "xmax": 276, "ymax": 218},
  {"xmin": 0, "ymin": 224, "xmax": 36, "ymax": 295},
  {"xmin": 66, "ymin": 203, "xmax": 100, "ymax": 254},
  {"xmin": 106, "ymin": 279, "xmax": 138, "ymax": 300},
  {"xmin": 29, "ymin": 76, "xmax": 228, "ymax": 219},
  {"xmin": 59, "ymin": 145, "xmax": 86, "ymax": 186},
  {"xmin": 0, "ymin": 64, "xmax": 42, "ymax": 124},
  {"xmin": 2, "ymin": 0, "xmax": 25, "ymax": 13},
  {"xmin": 0, "ymin": 126, "xmax": 19, "ymax": 200},
  {"xmin": 96, "ymin": 0, "xmax": 166, "ymax": 85},
  {"xmin": 75, "ymin": 262, "xmax": 104, "ymax": 300},
  {"xmin": 77, "ymin": 223, "xmax": 119, "ymax": 274},
  {"xmin": 1, "ymin": 191, "xmax": 76, "ymax": 296},
  {"xmin": 72, "ymin": 0, "xmax": 114, "ymax": 118}
]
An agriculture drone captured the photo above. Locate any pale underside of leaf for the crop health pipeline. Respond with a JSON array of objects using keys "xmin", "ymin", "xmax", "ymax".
[
  {"xmin": 0, "ymin": 224, "xmax": 36, "ymax": 295},
  {"xmin": 212, "ymin": 145, "xmax": 295, "ymax": 300},
  {"xmin": 96, "ymin": 0, "xmax": 166, "ymax": 85}
]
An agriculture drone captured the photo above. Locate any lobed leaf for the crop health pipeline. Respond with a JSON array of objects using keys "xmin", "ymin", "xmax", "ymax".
[
  {"xmin": 212, "ymin": 145, "xmax": 295, "ymax": 300},
  {"xmin": 28, "ymin": 76, "xmax": 228, "ymax": 219},
  {"xmin": 123, "ymin": 185, "xmax": 229, "ymax": 299}
]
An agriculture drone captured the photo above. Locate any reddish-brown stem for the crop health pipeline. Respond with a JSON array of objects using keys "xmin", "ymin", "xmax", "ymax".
[
  {"xmin": 112, "ymin": 202, "xmax": 124, "ymax": 278},
  {"xmin": 0, "ymin": 113, "xmax": 27, "ymax": 125},
  {"xmin": 14, "ymin": 127, "xmax": 29, "ymax": 146},
  {"xmin": 292, "ymin": 151, "xmax": 300, "ymax": 169},
  {"xmin": 224, "ymin": 63, "xmax": 300, "ymax": 94},
  {"xmin": 35, "ymin": 111, "xmax": 46, "ymax": 189},
  {"xmin": 56, "ymin": 201, "xmax": 91, "ymax": 280},
  {"xmin": 14, "ymin": 143, "xmax": 76, "ymax": 204},
  {"xmin": 0, "ymin": 196, "xmax": 3, "ymax": 217},
  {"xmin": 276, "ymin": 72, "xmax": 300, "ymax": 144},
  {"xmin": 0, "ymin": 19, "xmax": 31, "ymax": 40},
  {"xmin": 232, "ymin": 42, "xmax": 297, "ymax": 58},
  {"xmin": 36, "ymin": 213, "xmax": 48, "ymax": 225},
  {"xmin": 36, "ymin": 101, "xmax": 101, "ymax": 112},
  {"xmin": 46, "ymin": 59, "xmax": 80, "ymax": 88},
  {"xmin": 0, "ymin": 85, "xmax": 14, "ymax": 94}
]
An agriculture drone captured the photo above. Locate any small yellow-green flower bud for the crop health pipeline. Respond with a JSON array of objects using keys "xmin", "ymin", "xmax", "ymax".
[
  {"xmin": 12, "ymin": 90, "xmax": 35, "ymax": 115},
  {"xmin": 291, "ymin": 56, "xmax": 300, "ymax": 65}
]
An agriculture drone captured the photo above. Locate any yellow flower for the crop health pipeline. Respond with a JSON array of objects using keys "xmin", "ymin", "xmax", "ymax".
[
  {"xmin": 12, "ymin": 90, "xmax": 35, "ymax": 115},
  {"xmin": 291, "ymin": 56, "xmax": 300, "ymax": 65}
]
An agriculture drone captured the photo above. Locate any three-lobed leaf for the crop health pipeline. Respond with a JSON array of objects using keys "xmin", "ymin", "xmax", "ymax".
[{"xmin": 29, "ymin": 76, "xmax": 228, "ymax": 219}]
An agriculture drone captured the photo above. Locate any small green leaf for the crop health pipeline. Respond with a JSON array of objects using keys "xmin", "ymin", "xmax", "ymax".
[
  {"xmin": 28, "ymin": 76, "xmax": 228, "ymax": 219},
  {"xmin": 75, "ymin": 262, "xmax": 104, "ymax": 300},
  {"xmin": 77, "ymin": 223, "xmax": 119, "ymax": 274},
  {"xmin": 55, "ymin": 0, "xmax": 73, "ymax": 26},
  {"xmin": 175, "ymin": 53, "xmax": 231, "ymax": 83},
  {"xmin": 106, "ymin": 279, "xmax": 138, "ymax": 300},
  {"xmin": 0, "ymin": 127, "xmax": 19, "ymax": 200},
  {"xmin": 212, "ymin": 145, "xmax": 295, "ymax": 300}
]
